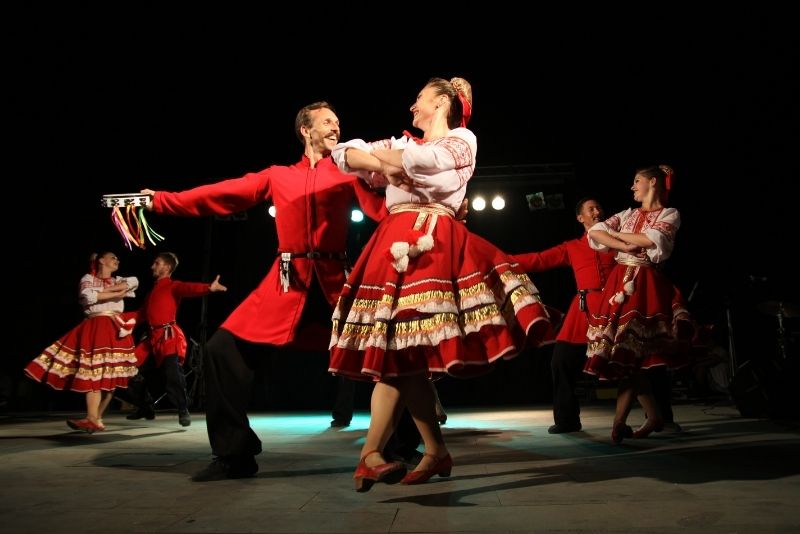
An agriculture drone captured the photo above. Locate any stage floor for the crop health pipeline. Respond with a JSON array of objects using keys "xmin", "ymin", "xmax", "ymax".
[{"xmin": 1, "ymin": 400, "xmax": 798, "ymax": 533}]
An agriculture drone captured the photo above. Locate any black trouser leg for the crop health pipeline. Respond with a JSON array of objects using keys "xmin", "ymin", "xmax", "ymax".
[
  {"xmin": 331, "ymin": 376, "xmax": 355, "ymax": 422},
  {"xmin": 384, "ymin": 408, "xmax": 421, "ymax": 461},
  {"xmin": 161, "ymin": 355, "xmax": 189, "ymax": 413},
  {"xmin": 119, "ymin": 360, "xmax": 155, "ymax": 408},
  {"xmin": 648, "ymin": 366, "xmax": 675, "ymax": 423},
  {"xmin": 551, "ymin": 342, "xmax": 588, "ymax": 426},
  {"xmin": 203, "ymin": 329, "xmax": 262, "ymax": 458}
]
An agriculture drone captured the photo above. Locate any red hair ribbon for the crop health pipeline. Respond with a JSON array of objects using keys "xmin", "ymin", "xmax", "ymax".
[
  {"xmin": 457, "ymin": 93, "xmax": 471, "ymax": 127},
  {"xmin": 663, "ymin": 170, "xmax": 673, "ymax": 203}
]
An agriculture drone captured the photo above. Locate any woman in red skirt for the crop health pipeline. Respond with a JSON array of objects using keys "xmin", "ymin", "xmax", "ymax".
[
  {"xmin": 583, "ymin": 164, "xmax": 686, "ymax": 443},
  {"xmin": 330, "ymin": 77, "xmax": 555, "ymax": 491},
  {"xmin": 24, "ymin": 252, "xmax": 139, "ymax": 432}
]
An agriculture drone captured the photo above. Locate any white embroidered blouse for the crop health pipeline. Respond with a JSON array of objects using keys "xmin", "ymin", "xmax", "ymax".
[
  {"xmin": 588, "ymin": 207, "xmax": 681, "ymax": 264},
  {"xmin": 332, "ymin": 127, "xmax": 477, "ymax": 213},
  {"xmin": 79, "ymin": 274, "xmax": 139, "ymax": 315}
]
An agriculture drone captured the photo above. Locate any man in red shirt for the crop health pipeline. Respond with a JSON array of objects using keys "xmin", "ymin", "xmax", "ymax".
[
  {"xmin": 125, "ymin": 252, "xmax": 227, "ymax": 427},
  {"xmin": 142, "ymin": 102, "xmax": 389, "ymax": 481}
]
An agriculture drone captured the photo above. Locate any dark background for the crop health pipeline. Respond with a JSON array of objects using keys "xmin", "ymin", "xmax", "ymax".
[{"xmin": 7, "ymin": 7, "xmax": 797, "ymax": 413}]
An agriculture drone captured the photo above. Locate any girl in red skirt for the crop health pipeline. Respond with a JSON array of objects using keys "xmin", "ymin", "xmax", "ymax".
[
  {"xmin": 330, "ymin": 77, "xmax": 555, "ymax": 491},
  {"xmin": 24, "ymin": 252, "xmax": 139, "ymax": 432},
  {"xmin": 584, "ymin": 165, "xmax": 686, "ymax": 443}
]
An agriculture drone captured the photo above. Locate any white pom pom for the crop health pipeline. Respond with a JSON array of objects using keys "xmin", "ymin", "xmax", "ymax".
[
  {"xmin": 390, "ymin": 241, "xmax": 409, "ymax": 259},
  {"xmin": 611, "ymin": 291, "xmax": 625, "ymax": 304},
  {"xmin": 393, "ymin": 256, "xmax": 409, "ymax": 272},
  {"xmin": 416, "ymin": 234, "xmax": 434, "ymax": 252},
  {"xmin": 117, "ymin": 318, "xmax": 136, "ymax": 338},
  {"xmin": 624, "ymin": 280, "xmax": 635, "ymax": 295}
]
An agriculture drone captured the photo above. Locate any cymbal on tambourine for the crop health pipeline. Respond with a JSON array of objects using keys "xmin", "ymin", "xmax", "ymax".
[{"xmin": 756, "ymin": 301, "xmax": 800, "ymax": 318}]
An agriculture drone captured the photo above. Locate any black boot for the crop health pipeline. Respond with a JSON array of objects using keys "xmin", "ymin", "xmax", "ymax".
[{"xmin": 126, "ymin": 404, "xmax": 156, "ymax": 420}]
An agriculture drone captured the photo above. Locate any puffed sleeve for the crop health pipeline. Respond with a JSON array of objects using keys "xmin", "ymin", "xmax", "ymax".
[
  {"xmin": 123, "ymin": 276, "xmax": 139, "ymax": 297},
  {"xmin": 79, "ymin": 274, "xmax": 99, "ymax": 307},
  {"xmin": 587, "ymin": 210, "xmax": 626, "ymax": 251},
  {"xmin": 332, "ymin": 138, "xmax": 398, "ymax": 187},
  {"xmin": 401, "ymin": 128, "xmax": 476, "ymax": 193},
  {"xmin": 645, "ymin": 207, "xmax": 681, "ymax": 263}
]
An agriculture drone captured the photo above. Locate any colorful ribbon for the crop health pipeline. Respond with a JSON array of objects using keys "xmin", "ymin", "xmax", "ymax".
[{"xmin": 110, "ymin": 206, "xmax": 165, "ymax": 250}]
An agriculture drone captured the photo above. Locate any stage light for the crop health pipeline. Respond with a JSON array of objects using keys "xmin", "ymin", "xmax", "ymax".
[
  {"xmin": 491, "ymin": 195, "xmax": 505, "ymax": 210},
  {"xmin": 472, "ymin": 196, "xmax": 486, "ymax": 211},
  {"xmin": 268, "ymin": 205, "xmax": 276, "ymax": 217},
  {"xmin": 351, "ymin": 209, "xmax": 364, "ymax": 222}
]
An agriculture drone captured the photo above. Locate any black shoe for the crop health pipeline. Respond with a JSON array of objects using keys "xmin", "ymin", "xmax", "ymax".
[
  {"xmin": 330, "ymin": 418, "xmax": 351, "ymax": 428},
  {"xmin": 548, "ymin": 422, "xmax": 582, "ymax": 434},
  {"xmin": 178, "ymin": 411, "xmax": 191, "ymax": 427},
  {"xmin": 386, "ymin": 448, "xmax": 424, "ymax": 467},
  {"xmin": 126, "ymin": 406, "xmax": 156, "ymax": 421},
  {"xmin": 191, "ymin": 456, "xmax": 258, "ymax": 482}
]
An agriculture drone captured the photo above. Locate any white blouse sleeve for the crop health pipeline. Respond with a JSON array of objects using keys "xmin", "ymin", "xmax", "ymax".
[
  {"xmin": 587, "ymin": 210, "xmax": 626, "ymax": 251},
  {"xmin": 121, "ymin": 276, "xmax": 139, "ymax": 297},
  {"xmin": 645, "ymin": 207, "xmax": 681, "ymax": 263},
  {"xmin": 78, "ymin": 274, "xmax": 99, "ymax": 307},
  {"xmin": 332, "ymin": 137, "xmax": 404, "ymax": 188},
  {"xmin": 401, "ymin": 128, "xmax": 476, "ymax": 193}
]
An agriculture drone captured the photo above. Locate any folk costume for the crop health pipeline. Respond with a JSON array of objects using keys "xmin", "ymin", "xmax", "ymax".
[
  {"xmin": 584, "ymin": 207, "xmax": 684, "ymax": 380},
  {"xmin": 513, "ymin": 237, "xmax": 616, "ymax": 429},
  {"xmin": 329, "ymin": 128, "xmax": 555, "ymax": 381},
  {"xmin": 151, "ymin": 155, "xmax": 388, "ymax": 349},
  {"xmin": 514, "ymin": 238, "xmax": 616, "ymax": 344},
  {"xmin": 150, "ymin": 155, "xmax": 388, "ymax": 459},
  {"xmin": 25, "ymin": 274, "xmax": 140, "ymax": 392},
  {"xmin": 133, "ymin": 277, "xmax": 211, "ymax": 367}
]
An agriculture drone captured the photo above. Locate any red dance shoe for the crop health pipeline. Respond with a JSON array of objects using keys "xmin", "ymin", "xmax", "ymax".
[
  {"xmin": 66, "ymin": 418, "xmax": 103, "ymax": 434},
  {"xmin": 401, "ymin": 453, "xmax": 453, "ymax": 485},
  {"xmin": 632, "ymin": 418, "xmax": 664, "ymax": 439},
  {"xmin": 353, "ymin": 450, "xmax": 407, "ymax": 492}
]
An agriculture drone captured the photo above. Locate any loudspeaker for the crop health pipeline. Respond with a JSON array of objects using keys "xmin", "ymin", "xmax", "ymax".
[{"xmin": 730, "ymin": 358, "xmax": 799, "ymax": 418}]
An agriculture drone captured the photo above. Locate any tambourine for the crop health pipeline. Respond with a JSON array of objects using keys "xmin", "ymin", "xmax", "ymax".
[
  {"xmin": 101, "ymin": 193, "xmax": 165, "ymax": 250},
  {"xmin": 100, "ymin": 193, "xmax": 152, "ymax": 208}
]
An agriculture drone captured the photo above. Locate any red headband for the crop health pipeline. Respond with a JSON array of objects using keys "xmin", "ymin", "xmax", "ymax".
[
  {"xmin": 663, "ymin": 170, "xmax": 673, "ymax": 203},
  {"xmin": 457, "ymin": 92, "xmax": 471, "ymax": 127}
]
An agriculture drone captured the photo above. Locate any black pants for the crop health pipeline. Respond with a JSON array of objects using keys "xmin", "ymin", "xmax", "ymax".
[
  {"xmin": 648, "ymin": 365, "xmax": 675, "ymax": 423},
  {"xmin": 551, "ymin": 341, "xmax": 588, "ymax": 426},
  {"xmin": 384, "ymin": 408, "xmax": 421, "ymax": 461},
  {"xmin": 550, "ymin": 341, "xmax": 676, "ymax": 424},
  {"xmin": 124, "ymin": 355, "xmax": 189, "ymax": 413},
  {"xmin": 203, "ymin": 328, "xmax": 264, "ymax": 459},
  {"xmin": 331, "ymin": 376, "xmax": 355, "ymax": 423}
]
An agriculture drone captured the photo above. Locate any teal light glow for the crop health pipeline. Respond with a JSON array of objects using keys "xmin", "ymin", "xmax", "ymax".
[{"xmin": 247, "ymin": 412, "xmax": 371, "ymax": 434}]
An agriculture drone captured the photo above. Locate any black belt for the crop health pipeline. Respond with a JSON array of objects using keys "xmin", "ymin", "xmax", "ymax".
[
  {"xmin": 277, "ymin": 251, "xmax": 347, "ymax": 260},
  {"xmin": 277, "ymin": 251, "xmax": 349, "ymax": 293},
  {"xmin": 578, "ymin": 288, "xmax": 602, "ymax": 311}
]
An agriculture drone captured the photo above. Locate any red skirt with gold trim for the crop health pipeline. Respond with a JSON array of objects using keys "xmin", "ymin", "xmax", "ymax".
[
  {"xmin": 584, "ymin": 263, "xmax": 688, "ymax": 380},
  {"xmin": 329, "ymin": 210, "xmax": 555, "ymax": 381},
  {"xmin": 24, "ymin": 315, "xmax": 138, "ymax": 392}
]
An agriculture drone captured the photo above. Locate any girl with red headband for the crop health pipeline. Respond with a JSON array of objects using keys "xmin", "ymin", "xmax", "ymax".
[
  {"xmin": 24, "ymin": 252, "xmax": 140, "ymax": 433},
  {"xmin": 583, "ymin": 164, "xmax": 686, "ymax": 443},
  {"xmin": 330, "ymin": 76, "xmax": 556, "ymax": 491}
]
